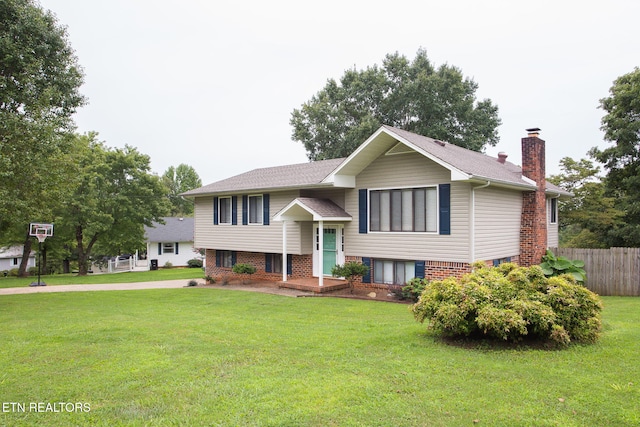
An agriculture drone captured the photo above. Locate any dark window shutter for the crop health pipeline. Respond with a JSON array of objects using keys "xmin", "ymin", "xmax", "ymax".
[
  {"xmin": 231, "ymin": 251, "xmax": 237, "ymax": 266},
  {"xmin": 358, "ymin": 189, "xmax": 368, "ymax": 234},
  {"xmin": 242, "ymin": 195, "xmax": 248, "ymax": 225},
  {"xmin": 287, "ymin": 254, "xmax": 292, "ymax": 275},
  {"xmin": 216, "ymin": 251, "xmax": 222, "ymax": 267},
  {"xmin": 263, "ymin": 194, "xmax": 270, "ymax": 225},
  {"xmin": 439, "ymin": 184, "xmax": 451, "ymax": 235},
  {"xmin": 415, "ymin": 260, "xmax": 425, "ymax": 279},
  {"xmin": 231, "ymin": 196, "xmax": 238, "ymax": 225},
  {"xmin": 175, "ymin": 243, "xmax": 179, "ymax": 255},
  {"xmin": 213, "ymin": 197, "xmax": 219, "ymax": 225},
  {"xmin": 158, "ymin": 243, "xmax": 162, "ymax": 255},
  {"xmin": 265, "ymin": 254, "xmax": 272, "ymax": 273},
  {"xmin": 361, "ymin": 257, "xmax": 371, "ymax": 283}
]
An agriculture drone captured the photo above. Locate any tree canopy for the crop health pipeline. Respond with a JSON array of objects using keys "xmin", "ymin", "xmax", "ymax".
[
  {"xmin": 290, "ymin": 49, "xmax": 501, "ymax": 160},
  {"xmin": 591, "ymin": 68, "xmax": 640, "ymax": 246},
  {"xmin": 162, "ymin": 164, "xmax": 202, "ymax": 217},
  {"xmin": 54, "ymin": 134, "xmax": 170, "ymax": 275},
  {"xmin": 0, "ymin": 0, "xmax": 85, "ymax": 275},
  {"xmin": 548, "ymin": 157, "xmax": 623, "ymax": 248}
]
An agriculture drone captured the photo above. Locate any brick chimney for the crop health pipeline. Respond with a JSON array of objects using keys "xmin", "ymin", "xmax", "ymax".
[{"xmin": 520, "ymin": 128, "xmax": 547, "ymax": 266}]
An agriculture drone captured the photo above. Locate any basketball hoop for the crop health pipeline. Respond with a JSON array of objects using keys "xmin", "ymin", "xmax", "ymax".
[
  {"xmin": 28, "ymin": 222, "xmax": 54, "ymax": 287},
  {"xmin": 29, "ymin": 223, "xmax": 54, "ymax": 241}
]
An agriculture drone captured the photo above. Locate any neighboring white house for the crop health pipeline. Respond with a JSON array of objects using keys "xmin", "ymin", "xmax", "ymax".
[
  {"xmin": 0, "ymin": 245, "xmax": 36, "ymax": 272},
  {"xmin": 144, "ymin": 217, "xmax": 198, "ymax": 268}
]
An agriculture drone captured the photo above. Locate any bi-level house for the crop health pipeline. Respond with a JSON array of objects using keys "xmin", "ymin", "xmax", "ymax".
[{"xmin": 183, "ymin": 126, "xmax": 569, "ymax": 290}]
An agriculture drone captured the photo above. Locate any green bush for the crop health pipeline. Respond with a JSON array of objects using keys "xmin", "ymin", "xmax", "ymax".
[
  {"xmin": 399, "ymin": 277, "xmax": 428, "ymax": 302},
  {"xmin": 411, "ymin": 262, "xmax": 602, "ymax": 346},
  {"xmin": 27, "ymin": 266, "xmax": 38, "ymax": 276},
  {"xmin": 187, "ymin": 258, "xmax": 203, "ymax": 268},
  {"xmin": 232, "ymin": 263, "xmax": 257, "ymax": 275},
  {"xmin": 540, "ymin": 249, "xmax": 587, "ymax": 284},
  {"xmin": 8, "ymin": 268, "xmax": 19, "ymax": 277},
  {"xmin": 163, "ymin": 262, "xmax": 174, "ymax": 269},
  {"xmin": 331, "ymin": 261, "xmax": 369, "ymax": 293}
]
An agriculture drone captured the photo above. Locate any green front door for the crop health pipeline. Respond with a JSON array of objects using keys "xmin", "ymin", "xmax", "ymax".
[{"xmin": 322, "ymin": 228, "xmax": 337, "ymax": 275}]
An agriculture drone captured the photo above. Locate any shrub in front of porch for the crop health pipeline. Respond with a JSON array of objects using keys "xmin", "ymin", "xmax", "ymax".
[
  {"xmin": 410, "ymin": 262, "xmax": 602, "ymax": 346},
  {"xmin": 332, "ymin": 261, "xmax": 369, "ymax": 293}
]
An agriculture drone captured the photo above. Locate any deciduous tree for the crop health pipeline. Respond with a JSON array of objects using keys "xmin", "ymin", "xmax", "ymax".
[
  {"xmin": 55, "ymin": 134, "xmax": 170, "ymax": 275},
  {"xmin": 0, "ymin": 0, "xmax": 85, "ymax": 275},
  {"xmin": 291, "ymin": 49, "xmax": 501, "ymax": 160},
  {"xmin": 162, "ymin": 164, "xmax": 202, "ymax": 216},
  {"xmin": 548, "ymin": 157, "xmax": 623, "ymax": 248},
  {"xmin": 592, "ymin": 68, "xmax": 640, "ymax": 246}
]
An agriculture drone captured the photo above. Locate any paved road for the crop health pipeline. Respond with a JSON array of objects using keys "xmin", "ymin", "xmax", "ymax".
[{"xmin": 0, "ymin": 279, "xmax": 200, "ymax": 295}]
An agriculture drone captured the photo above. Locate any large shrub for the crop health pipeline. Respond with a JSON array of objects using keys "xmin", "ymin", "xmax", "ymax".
[{"xmin": 411, "ymin": 262, "xmax": 602, "ymax": 345}]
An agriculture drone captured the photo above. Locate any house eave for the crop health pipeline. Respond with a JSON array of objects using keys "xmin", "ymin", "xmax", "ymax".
[
  {"xmin": 182, "ymin": 182, "xmax": 335, "ymax": 198},
  {"xmin": 465, "ymin": 176, "xmax": 537, "ymax": 191}
]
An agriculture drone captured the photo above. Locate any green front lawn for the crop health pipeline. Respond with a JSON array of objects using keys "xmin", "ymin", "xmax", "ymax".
[
  {"xmin": 0, "ymin": 291, "xmax": 638, "ymax": 426},
  {"xmin": 0, "ymin": 268, "xmax": 204, "ymax": 288}
]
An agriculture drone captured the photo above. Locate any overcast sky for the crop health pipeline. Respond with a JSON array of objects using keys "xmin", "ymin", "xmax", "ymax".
[{"xmin": 39, "ymin": 0, "xmax": 639, "ymax": 185}]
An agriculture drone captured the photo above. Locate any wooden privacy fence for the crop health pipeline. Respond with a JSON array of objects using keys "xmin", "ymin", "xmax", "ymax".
[{"xmin": 549, "ymin": 247, "xmax": 640, "ymax": 296}]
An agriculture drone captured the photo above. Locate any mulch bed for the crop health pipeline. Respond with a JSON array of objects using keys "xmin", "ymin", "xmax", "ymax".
[{"xmin": 198, "ymin": 280, "xmax": 411, "ymax": 303}]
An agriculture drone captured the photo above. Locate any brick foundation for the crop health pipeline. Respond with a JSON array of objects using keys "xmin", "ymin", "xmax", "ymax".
[
  {"xmin": 205, "ymin": 249, "xmax": 312, "ymax": 282},
  {"xmin": 206, "ymin": 250, "xmax": 521, "ymax": 288}
]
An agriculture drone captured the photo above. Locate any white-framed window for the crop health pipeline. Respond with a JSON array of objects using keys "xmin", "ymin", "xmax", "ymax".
[
  {"xmin": 373, "ymin": 259, "xmax": 416, "ymax": 285},
  {"xmin": 162, "ymin": 243, "xmax": 175, "ymax": 254},
  {"xmin": 219, "ymin": 196, "xmax": 232, "ymax": 224},
  {"xmin": 549, "ymin": 198, "xmax": 558, "ymax": 224},
  {"xmin": 11, "ymin": 258, "xmax": 19, "ymax": 266},
  {"xmin": 248, "ymin": 195, "xmax": 263, "ymax": 224},
  {"xmin": 370, "ymin": 187, "xmax": 437, "ymax": 232}
]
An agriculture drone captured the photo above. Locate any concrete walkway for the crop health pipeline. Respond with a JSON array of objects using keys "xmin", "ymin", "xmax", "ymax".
[
  {"xmin": 0, "ymin": 279, "xmax": 403, "ymax": 302},
  {"xmin": 0, "ymin": 279, "xmax": 198, "ymax": 295}
]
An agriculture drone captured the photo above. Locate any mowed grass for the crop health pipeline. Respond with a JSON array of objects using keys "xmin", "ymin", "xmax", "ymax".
[
  {"xmin": 0, "ymin": 290, "xmax": 638, "ymax": 426},
  {"xmin": 0, "ymin": 268, "xmax": 204, "ymax": 289}
]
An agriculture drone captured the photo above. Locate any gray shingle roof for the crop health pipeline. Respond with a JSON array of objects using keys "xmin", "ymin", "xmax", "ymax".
[
  {"xmin": 144, "ymin": 217, "xmax": 194, "ymax": 242},
  {"xmin": 182, "ymin": 158, "xmax": 344, "ymax": 196},
  {"xmin": 182, "ymin": 126, "xmax": 571, "ymax": 197},
  {"xmin": 296, "ymin": 198, "xmax": 352, "ymax": 219}
]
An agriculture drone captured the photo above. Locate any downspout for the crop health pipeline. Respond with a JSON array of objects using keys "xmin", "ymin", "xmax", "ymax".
[{"xmin": 470, "ymin": 181, "xmax": 491, "ymax": 264}]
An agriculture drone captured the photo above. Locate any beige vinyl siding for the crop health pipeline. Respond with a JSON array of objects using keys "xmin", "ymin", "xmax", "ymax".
[
  {"xmin": 473, "ymin": 187, "xmax": 521, "ymax": 261},
  {"xmin": 344, "ymin": 152, "xmax": 471, "ymax": 262},
  {"xmin": 547, "ymin": 198, "xmax": 559, "ymax": 248},
  {"xmin": 193, "ymin": 191, "xmax": 306, "ymax": 254}
]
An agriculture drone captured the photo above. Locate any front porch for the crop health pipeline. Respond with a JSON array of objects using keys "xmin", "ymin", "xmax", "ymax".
[{"xmin": 278, "ymin": 277, "xmax": 349, "ymax": 293}]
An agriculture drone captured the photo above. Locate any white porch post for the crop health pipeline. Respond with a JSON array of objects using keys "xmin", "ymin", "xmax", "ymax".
[
  {"xmin": 282, "ymin": 220, "xmax": 288, "ymax": 282},
  {"xmin": 318, "ymin": 220, "xmax": 324, "ymax": 287}
]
